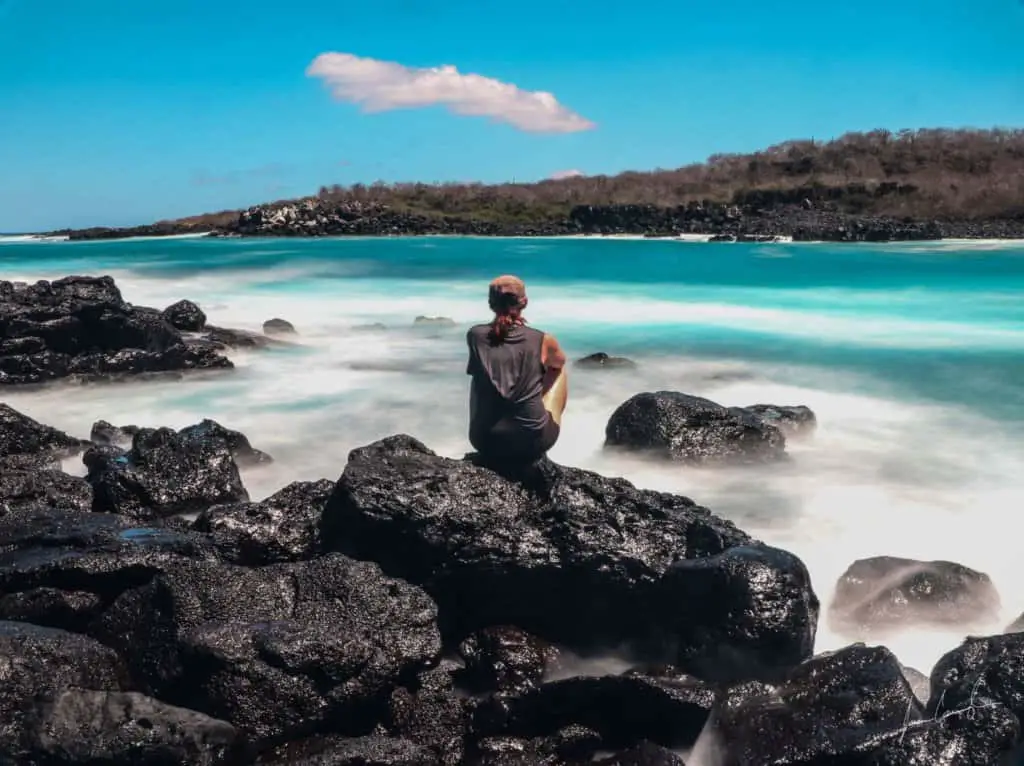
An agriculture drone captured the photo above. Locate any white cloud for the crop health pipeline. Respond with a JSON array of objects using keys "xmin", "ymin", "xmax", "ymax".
[
  {"xmin": 549, "ymin": 169, "xmax": 585, "ymax": 180},
  {"xmin": 306, "ymin": 52, "xmax": 595, "ymax": 134}
]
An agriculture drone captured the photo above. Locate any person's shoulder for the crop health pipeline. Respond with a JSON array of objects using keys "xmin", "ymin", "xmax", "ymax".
[{"xmin": 467, "ymin": 323, "xmax": 491, "ymax": 341}]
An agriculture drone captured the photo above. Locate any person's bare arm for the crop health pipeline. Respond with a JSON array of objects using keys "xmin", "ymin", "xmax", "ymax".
[{"xmin": 541, "ymin": 333, "xmax": 566, "ymax": 393}]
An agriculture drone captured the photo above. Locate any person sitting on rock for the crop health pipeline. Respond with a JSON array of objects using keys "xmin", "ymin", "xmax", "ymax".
[{"xmin": 466, "ymin": 275, "xmax": 567, "ymax": 463}]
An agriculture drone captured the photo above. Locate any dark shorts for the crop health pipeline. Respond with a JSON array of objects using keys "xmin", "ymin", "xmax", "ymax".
[{"xmin": 471, "ymin": 415, "xmax": 560, "ymax": 462}]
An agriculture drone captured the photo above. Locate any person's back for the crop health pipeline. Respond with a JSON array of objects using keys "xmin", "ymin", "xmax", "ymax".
[{"xmin": 466, "ymin": 275, "xmax": 567, "ymax": 462}]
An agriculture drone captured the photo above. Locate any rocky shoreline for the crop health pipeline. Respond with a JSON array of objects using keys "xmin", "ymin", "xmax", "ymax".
[
  {"xmin": 3, "ymin": 275, "xmax": 1024, "ymax": 764},
  {"xmin": 45, "ymin": 196, "xmax": 1024, "ymax": 243}
]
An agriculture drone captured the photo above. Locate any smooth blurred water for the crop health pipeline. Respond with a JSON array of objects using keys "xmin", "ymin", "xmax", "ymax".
[{"xmin": 3, "ymin": 233, "xmax": 1024, "ymax": 673}]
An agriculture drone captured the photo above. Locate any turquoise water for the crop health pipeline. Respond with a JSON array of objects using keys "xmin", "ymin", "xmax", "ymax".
[{"xmin": 2, "ymin": 233, "xmax": 1024, "ymax": 670}]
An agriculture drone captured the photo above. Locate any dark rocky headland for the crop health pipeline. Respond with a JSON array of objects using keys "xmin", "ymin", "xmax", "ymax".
[
  {"xmin": 3, "ymin": 274, "xmax": 1024, "ymax": 764},
  {"xmin": 46, "ymin": 127, "xmax": 1024, "ymax": 242}
]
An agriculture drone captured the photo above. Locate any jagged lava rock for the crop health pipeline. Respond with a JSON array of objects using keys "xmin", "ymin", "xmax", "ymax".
[
  {"xmin": 457, "ymin": 626, "xmax": 559, "ymax": 694},
  {"xmin": 829, "ymin": 556, "xmax": 1000, "ymax": 637},
  {"xmin": 257, "ymin": 735, "xmax": 437, "ymax": 765},
  {"xmin": 740, "ymin": 404, "xmax": 817, "ymax": 438},
  {"xmin": 90, "ymin": 418, "xmax": 141, "ymax": 446},
  {"xmin": 0, "ymin": 467, "xmax": 92, "ymax": 515},
  {"xmin": 192, "ymin": 479, "xmax": 335, "ymax": 565},
  {"xmin": 0, "ymin": 275, "xmax": 233, "ymax": 384},
  {"xmin": 708, "ymin": 643, "xmax": 1017, "ymax": 765},
  {"xmin": 161, "ymin": 298, "xmax": 207, "ymax": 332},
  {"xmin": 928, "ymin": 632, "xmax": 1024, "ymax": 723},
  {"xmin": 20, "ymin": 688, "xmax": 249, "ymax": 766},
  {"xmin": 263, "ymin": 317, "xmax": 297, "ymax": 335},
  {"xmin": 604, "ymin": 392, "xmax": 787, "ymax": 465},
  {"xmin": 574, "ymin": 352, "xmax": 637, "ymax": 370},
  {"xmin": 94, "ymin": 553, "xmax": 442, "ymax": 746},
  {"xmin": 594, "ymin": 742, "xmax": 686, "ymax": 765},
  {"xmin": 0, "ymin": 621, "xmax": 130, "ymax": 754},
  {"xmin": 178, "ymin": 417, "xmax": 274, "ymax": 466},
  {"xmin": 413, "ymin": 316, "xmax": 456, "ymax": 328},
  {"xmin": 321, "ymin": 435, "xmax": 817, "ymax": 682},
  {"xmin": 385, "ymin": 662, "xmax": 469, "ymax": 764},
  {"xmin": 0, "ymin": 403, "xmax": 88, "ymax": 458},
  {"xmin": 469, "ymin": 728, "xmax": 602, "ymax": 766},
  {"xmin": 0, "ymin": 508, "xmax": 223, "ymax": 632},
  {"xmin": 85, "ymin": 426, "xmax": 248, "ymax": 520},
  {"xmin": 203, "ymin": 325, "xmax": 275, "ymax": 350},
  {"xmin": 471, "ymin": 665, "xmax": 714, "ymax": 751}
]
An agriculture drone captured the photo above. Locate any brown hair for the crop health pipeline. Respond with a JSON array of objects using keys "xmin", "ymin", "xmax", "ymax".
[{"xmin": 488, "ymin": 284, "xmax": 526, "ymax": 344}]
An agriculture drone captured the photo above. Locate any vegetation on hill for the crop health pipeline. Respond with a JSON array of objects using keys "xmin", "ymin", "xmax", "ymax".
[
  {"xmin": 309, "ymin": 127, "xmax": 1024, "ymax": 223},
  {"xmin": 49, "ymin": 127, "xmax": 1024, "ymax": 240}
]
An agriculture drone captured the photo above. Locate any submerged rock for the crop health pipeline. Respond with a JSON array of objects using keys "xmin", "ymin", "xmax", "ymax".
[
  {"xmin": 0, "ymin": 275, "xmax": 234, "ymax": 385},
  {"xmin": 604, "ymin": 391, "xmax": 787, "ymax": 465},
  {"xmin": 264, "ymin": 317, "xmax": 297, "ymax": 335},
  {"xmin": 575, "ymin": 352, "xmax": 637, "ymax": 370},
  {"xmin": 322, "ymin": 435, "xmax": 816, "ymax": 682},
  {"xmin": 94, "ymin": 553, "xmax": 442, "ymax": 746},
  {"xmin": 828, "ymin": 556, "xmax": 1000, "ymax": 637},
  {"xmin": 161, "ymin": 298, "xmax": 207, "ymax": 332},
  {"xmin": 90, "ymin": 419, "xmax": 140, "ymax": 446},
  {"xmin": 85, "ymin": 426, "xmax": 248, "ymax": 520},
  {"xmin": 192, "ymin": 479, "xmax": 335, "ymax": 565},
  {"xmin": 20, "ymin": 689, "xmax": 248, "ymax": 766},
  {"xmin": 202, "ymin": 324, "xmax": 275, "ymax": 350},
  {"xmin": 739, "ymin": 404, "xmax": 817, "ymax": 438},
  {"xmin": 413, "ymin": 316, "xmax": 456, "ymax": 328},
  {"xmin": 0, "ymin": 403, "xmax": 88, "ymax": 458}
]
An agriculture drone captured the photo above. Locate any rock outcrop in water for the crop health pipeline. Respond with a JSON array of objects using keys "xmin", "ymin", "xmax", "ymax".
[
  {"xmin": 2, "ymin": 402, "xmax": 1023, "ymax": 764},
  {"xmin": 0, "ymin": 275, "xmax": 282, "ymax": 386}
]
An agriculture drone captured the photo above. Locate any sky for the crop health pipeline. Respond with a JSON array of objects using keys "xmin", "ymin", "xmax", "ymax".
[{"xmin": 1, "ymin": 0, "xmax": 1022, "ymax": 232}]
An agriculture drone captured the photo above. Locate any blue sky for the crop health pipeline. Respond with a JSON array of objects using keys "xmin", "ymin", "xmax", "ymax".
[{"xmin": 1, "ymin": 0, "xmax": 1022, "ymax": 232}]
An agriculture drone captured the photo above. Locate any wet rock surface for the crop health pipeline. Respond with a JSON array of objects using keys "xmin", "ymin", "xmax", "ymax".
[
  {"xmin": 0, "ymin": 276, "xmax": 235, "ymax": 385},
  {"xmin": 604, "ymin": 391, "xmax": 787, "ymax": 465},
  {"xmin": 0, "ymin": 403, "xmax": 88, "ymax": 458},
  {"xmin": 193, "ymin": 479, "xmax": 336, "ymax": 565},
  {"xmin": 20, "ymin": 688, "xmax": 248, "ymax": 765},
  {"xmin": 1, "ymin": 408, "xmax": 1021, "ymax": 764},
  {"xmin": 829, "ymin": 556, "xmax": 1001, "ymax": 636},
  {"xmin": 323, "ymin": 435, "xmax": 815, "ymax": 682},
  {"xmin": 85, "ymin": 426, "xmax": 249, "ymax": 519},
  {"xmin": 162, "ymin": 298, "xmax": 207, "ymax": 332},
  {"xmin": 93, "ymin": 554, "xmax": 442, "ymax": 746},
  {"xmin": 708, "ymin": 643, "xmax": 1018, "ymax": 764}
]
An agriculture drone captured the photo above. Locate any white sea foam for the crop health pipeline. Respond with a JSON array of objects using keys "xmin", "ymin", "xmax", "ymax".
[{"xmin": 3, "ymin": 261, "xmax": 1023, "ymax": 679}]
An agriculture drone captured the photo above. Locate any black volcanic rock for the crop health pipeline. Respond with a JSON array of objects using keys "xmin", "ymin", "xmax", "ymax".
[
  {"xmin": 929, "ymin": 632, "xmax": 1024, "ymax": 724},
  {"xmin": 93, "ymin": 554, "xmax": 442, "ymax": 746},
  {"xmin": 85, "ymin": 426, "xmax": 249, "ymax": 520},
  {"xmin": 192, "ymin": 479, "xmax": 335, "ymax": 565},
  {"xmin": 19, "ymin": 688, "xmax": 249, "ymax": 766},
  {"xmin": 264, "ymin": 317, "xmax": 297, "ymax": 335},
  {"xmin": 828, "ymin": 556, "xmax": 1000, "ymax": 637},
  {"xmin": 0, "ymin": 275, "xmax": 234, "ymax": 385},
  {"xmin": 604, "ymin": 391, "xmax": 787, "ymax": 465},
  {"xmin": 0, "ymin": 621, "xmax": 131, "ymax": 754},
  {"xmin": 257, "ymin": 735, "xmax": 436, "ymax": 765},
  {"xmin": 321, "ymin": 435, "xmax": 816, "ymax": 683},
  {"xmin": 90, "ymin": 419, "xmax": 140, "ymax": 446},
  {"xmin": 202, "ymin": 324, "xmax": 275, "ymax": 350},
  {"xmin": 178, "ymin": 417, "xmax": 274, "ymax": 467},
  {"xmin": 162, "ymin": 298, "xmax": 207, "ymax": 332},
  {"xmin": 471, "ymin": 666, "xmax": 714, "ymax": 751},
  {"xmin": 0, "ymin": 467, "xmax": 92, "ymax": 515},
  {"xmin": 385, "ymin": 663, "xmax": 469, "ymax": 764},
  {"xmin": 708, "ymin": 642, "xmax": 1018, "ymax": 764},
  {"xmin": 0, "ymin": 403, "xmax": 88, "ymax": 459},
  {"xmin": 0, "ymin": 507, "xmax": 223, "ymax": 633},
  {"xmin": 593, "ymin": 742, "xmax": 686, "ymax": 765},
  {"xmin": 740, "ymin": 404, "xmax": 817, "ymax": 438},
  {"xmin": 575, "ymin": 352, "xmax": 637, "ymax": 370},
  {"xmin": 457, "ymin": 627, "xmax": 559, "ymax": 695}
]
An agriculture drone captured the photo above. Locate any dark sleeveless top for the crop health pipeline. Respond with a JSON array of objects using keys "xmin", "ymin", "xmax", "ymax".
[{"xmin": 466, "ymin": 323, "xmax": 549, "ymax": 446}]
